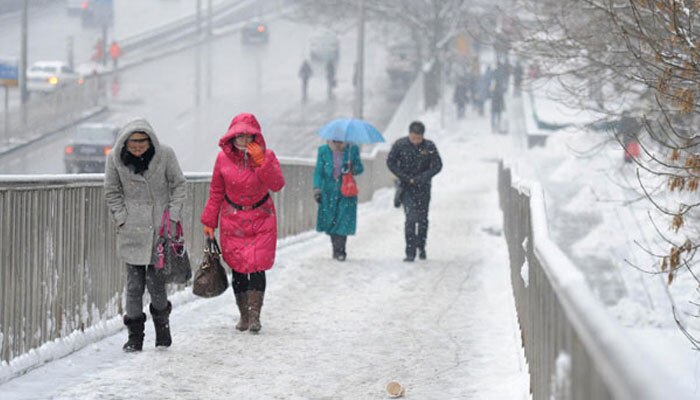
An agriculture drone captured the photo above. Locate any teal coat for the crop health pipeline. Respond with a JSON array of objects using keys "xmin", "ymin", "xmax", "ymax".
[{"xmin": 313, "ymin": 144, "xmax": 364, "ymax": 235}]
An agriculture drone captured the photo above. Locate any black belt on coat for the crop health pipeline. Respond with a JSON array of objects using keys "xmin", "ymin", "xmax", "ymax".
[{"xmin": 224, "ymin": 193, "xmax": 270, "ymax": 211}]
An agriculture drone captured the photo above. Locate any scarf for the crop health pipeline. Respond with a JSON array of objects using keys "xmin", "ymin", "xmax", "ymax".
[{"xmin": 120, "ymin": 145, "xmax": 155, "ymax": 175}]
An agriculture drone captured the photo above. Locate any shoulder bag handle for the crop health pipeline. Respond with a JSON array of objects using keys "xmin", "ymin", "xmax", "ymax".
[{"xmin": 205, "ymin": 237, "xmax": 222, "ymax": 255}]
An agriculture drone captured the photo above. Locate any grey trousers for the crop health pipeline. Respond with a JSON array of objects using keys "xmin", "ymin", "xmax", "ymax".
[{"xmin": 125, "ymin": 264, "xmax": 168, "ymax": 318}]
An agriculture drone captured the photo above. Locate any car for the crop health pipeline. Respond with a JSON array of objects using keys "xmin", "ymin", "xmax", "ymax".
[
  {"xmin": 309, "ymin": 32, "xmax": 339, "ymax": 63},
  {"xmin": 241, "ymin": 21, "xmax": 269, "ymax": 44},
  {"xmin": 64, "ymin": 123, "xmax": 119, "ymax": 173},
  {"xmin": 65, "ymin": 0, "xmax": 87, "ymax": 14},
  {"xmin": 26, "ymin": 61, "xmax": 80, "ymax": 93}
]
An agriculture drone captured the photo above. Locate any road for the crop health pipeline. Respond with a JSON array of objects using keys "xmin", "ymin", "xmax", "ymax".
[
  {"xmin": 0, "ymin": 16, "xmax": 400, "ymax": 174},
  {"xmin": 0, "ymin": 1, "xmax": 227, "ymax": 65}
]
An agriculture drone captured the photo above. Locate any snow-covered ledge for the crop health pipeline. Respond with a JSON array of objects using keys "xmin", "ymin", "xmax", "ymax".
[{"xmin": 499, "ymin": 160, "xmax": 693, "ymax": 400}]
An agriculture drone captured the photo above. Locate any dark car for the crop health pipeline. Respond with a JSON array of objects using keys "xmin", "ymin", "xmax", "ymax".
[
  {"xmin": 241, "ymin": 21, "xmax": 269, "ymax": 44},
  {"xmin": 64, "ymin": 123, "xmax": 119, "ymax": 173}
]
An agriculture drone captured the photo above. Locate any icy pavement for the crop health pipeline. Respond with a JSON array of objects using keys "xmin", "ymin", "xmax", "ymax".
[{"xmin": 0, "ymin": 110, "xmax": 529, "ymax": 399}]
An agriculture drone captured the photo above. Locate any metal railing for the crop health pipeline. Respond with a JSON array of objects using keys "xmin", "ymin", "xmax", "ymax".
[
  {"xmin": 0, "ymin": 154, "xmax": 393, "ymax": 365},
  {"xmin": 0, "ymin": 0, "xmax": 264, "ymax": 151},
  {"xmin": 0, "ymin": 76, "xmax": 106, "ymax": 147},
  {"xmin": 498, "ymin": 161, "xmax": 693, "ymax": 400},
  {"xmin": 0, "ymin": 65, "xmax": 425, "ymax": 378}
]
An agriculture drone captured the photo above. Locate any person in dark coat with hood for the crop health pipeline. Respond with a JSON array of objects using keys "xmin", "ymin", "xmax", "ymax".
[
  {"xmin": 201, "ymin": 113, "xmax": 285, "ymax": 334},
  {"xmin": 386, "ymin": 121, "xmax": 442, "ymax": 262},
  {"xmin": 313, "ymin": 140, "xmax": 364, "ymax": 261},
  {"xmin": 104, "ymin": 118, "xmax": 187, "ymax": 352}
]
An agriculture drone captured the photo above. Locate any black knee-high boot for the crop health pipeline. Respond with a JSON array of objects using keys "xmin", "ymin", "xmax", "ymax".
[
  {"xmin": 123, "ymin": 313, "xmax": 147, "ymax": 352},
  {"xmin": 150, "ymin": 301, "xmax": 172, "ymax": 348}
]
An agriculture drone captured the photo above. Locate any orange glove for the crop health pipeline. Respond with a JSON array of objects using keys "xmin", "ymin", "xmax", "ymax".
[
  {"xmin": 203, "ymin": 226, "xmax": 215, "ymax": 239},
  {"xmin": 247, "ymin": 142, "xmax": 265, "ymax": 166}
]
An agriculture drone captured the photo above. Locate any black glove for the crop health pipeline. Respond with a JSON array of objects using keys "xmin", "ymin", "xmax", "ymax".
[{"xmin": 313, "ymin": 188, "xmax": 322, "ymax": 204}]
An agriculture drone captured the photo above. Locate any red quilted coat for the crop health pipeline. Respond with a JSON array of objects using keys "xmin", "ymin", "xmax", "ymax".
[{"xmin": 200, "ymin": 113, "xmax": 285, "ymax": 273}]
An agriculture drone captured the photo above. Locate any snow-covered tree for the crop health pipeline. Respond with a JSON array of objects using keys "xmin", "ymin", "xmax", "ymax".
[{"xmin": 516, "ymin": 0, "xmax": 700, "ymax": 347}]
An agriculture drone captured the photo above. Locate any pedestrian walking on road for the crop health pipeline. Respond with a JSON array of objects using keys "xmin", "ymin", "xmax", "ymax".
[
  {"xmin": 326, "ymin": 59, "xmax": 337, "ymax": 99},
  {"xmin": 490, "ymin": 80, "xmax": 506, "ymax": 133},
  {"xmin": 313, "ymin": 140, "xmax": 364, "ymax": 261},
  {"xmin": 201, "ymin": 113, "xmax": 286, "ymax": 334},
  {"xmin": 386, "ymin": 121, "xmax": 442, "ymax": 262},
  {"xmin": 299, "ymin": 59, "xmax": 312, "ymax": 101},
  {"xmin": 92, "ymin": 38, "xmax": 104, "ymax": 64},
  {"xmin": 104, "ymin": 118, "xmax": 187, "ymax": 352},
  {"xmin": 109, "ymin": 40, "xmax": 122, "ymax": 69}
]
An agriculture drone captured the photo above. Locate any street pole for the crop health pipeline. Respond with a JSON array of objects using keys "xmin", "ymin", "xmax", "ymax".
[
  {"xmin": 67, "ymin": 36, "xmax": 74, "ymax": 70},
  {"xmin": 196, "ymin": 0, "xmax": 202, "ymax": 37},
  {"xmin": 207, "ymin": 0, "xmax": 213, "ymax": 37},
  {"xmin": 440, "ymin": 54, "xmax": 445, "ymax": 129},
  {"xmin": 101, "ymin": 25, "xmax": 108, "ymax": 65},
  {"xmin": 353, "ymin": 0, "xmax": 365, "ymax": 119},
  {"xmin": 20, "ymin": 0, "xmax": 28, "ymax": 105},
  {"xmin": 4, "ymin": 85, "xmax": 9, "ymax": 141}
]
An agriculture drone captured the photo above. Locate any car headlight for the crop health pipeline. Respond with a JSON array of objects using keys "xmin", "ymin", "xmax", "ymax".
[{"xmin": 48, "ymin": 76, "xmax": 59, "ymax": 85}]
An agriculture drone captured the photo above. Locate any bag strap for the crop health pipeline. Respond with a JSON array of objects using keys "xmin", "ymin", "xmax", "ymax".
[
  {"xmin": 174, "ymin": 220, "xmax": 184, "ymax": 240},
  {"xmin": 206, "ymin": 238, "xmax": 222, "ymax": 255},
  {"xmin": 159, "ymin": 210, "xmax": 171, "ymax": 238}
]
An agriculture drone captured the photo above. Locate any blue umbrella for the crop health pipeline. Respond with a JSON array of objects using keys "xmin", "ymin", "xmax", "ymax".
[{"xmin": 317, "ymin": 118, "xmax": 385, "ymax": 144}]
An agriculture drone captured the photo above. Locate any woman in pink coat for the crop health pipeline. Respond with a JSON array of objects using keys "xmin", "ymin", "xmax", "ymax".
[{"xmin": 201, "ymin": 113, "xmax": 285, "ymax": 334}]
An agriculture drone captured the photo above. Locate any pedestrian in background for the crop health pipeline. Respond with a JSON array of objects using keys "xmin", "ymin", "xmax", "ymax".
[
  {"xmin": 617, "ymin": 112, "xmax": 642, "ymax": 163},
  {"xmin": 313, "ymin": 140, "xmax": 364, "ymax": 261},
  {"xmin": 386, "ymin": 121, "xmax": 442, "ymax": 262},
  {"xmin": 299, "ymin": 59, "xmax": 312, "ymax": 101},
  {"xmin": 201, "ymin": 113, "xmax": 285, "ymax": 334},
  {"xmin": 109, "ymin": 40, "xmax": 122, "ymax": 69},
  {"xmin": 326, "ymin": 59, "xmax": 336, "ymax": 98},
  {"xmin": 490, "ymin": 80, "xmax": 506, "ymax": 133},
  {"xmin": 104, "ymin": 118, "xmax": 187, "ymax": 352},
  {"xmin": 92, "ymin": 38, "xmax": 104, "ymax": 64}
]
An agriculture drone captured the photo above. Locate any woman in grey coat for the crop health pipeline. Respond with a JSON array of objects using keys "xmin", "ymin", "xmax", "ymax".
[{"xmin": 104, "ymin": 118, "xmax": 187, "ymax": 352}]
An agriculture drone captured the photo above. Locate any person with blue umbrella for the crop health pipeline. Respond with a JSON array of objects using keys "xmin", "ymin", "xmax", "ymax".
[{"xmin": 313, "ymin": 118, "xmax": 379, "ymax": 260}]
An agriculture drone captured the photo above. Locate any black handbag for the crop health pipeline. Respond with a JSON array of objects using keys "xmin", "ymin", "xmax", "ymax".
[
  {"xmin": 393, "ymin": 179, "xmax": 403, "ymax": 208},
  {"xmin": 193, "ymin": 238, "xmax": 229, "ymax": 298},
  {"xmin": 155, "ymin": 210, "xmax": 192, "ymax": 284}
]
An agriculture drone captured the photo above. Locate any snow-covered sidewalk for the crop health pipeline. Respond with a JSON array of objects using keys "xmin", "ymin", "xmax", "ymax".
[{"xmin": 1, "ymin": 112, "xmax": 529, "ymax": 399}]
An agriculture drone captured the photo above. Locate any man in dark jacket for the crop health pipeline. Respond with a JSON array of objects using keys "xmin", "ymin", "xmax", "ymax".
[{"xmin": 387, "ymin": 121, "xmax": 443, "ymax": 262}]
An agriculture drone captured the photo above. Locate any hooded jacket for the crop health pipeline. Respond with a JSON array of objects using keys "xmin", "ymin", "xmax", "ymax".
[
  {"xmin": 200, "ymin": 113, "xmax": 285, "ymax": 274},
  {"xmin": 104, "ymin": 119, "xmax": 187, "ymax": 266}
]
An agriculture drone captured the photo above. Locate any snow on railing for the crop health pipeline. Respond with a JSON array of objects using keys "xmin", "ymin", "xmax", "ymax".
[
  {"xmin": 0, "ymin": 147, "xmax": 393, "ymax": 384},
  {"xmin": 498, "ymin": 160, "xmax": 694, "ymax": 399}
]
